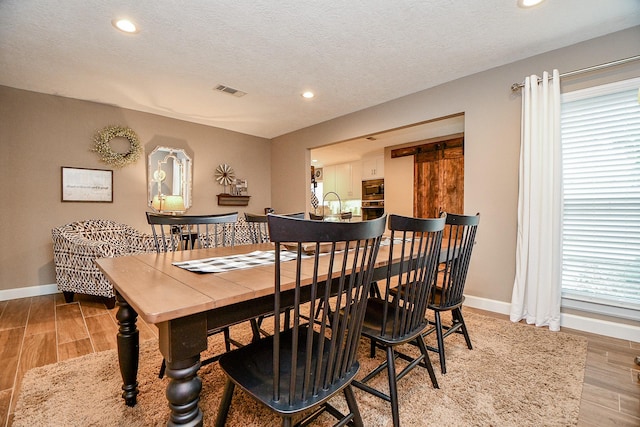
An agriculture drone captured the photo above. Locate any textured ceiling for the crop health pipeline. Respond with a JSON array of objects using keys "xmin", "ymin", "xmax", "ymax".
[{"xmin": 1, "ymin": 1, "xmax": 639, "ymax": 139}]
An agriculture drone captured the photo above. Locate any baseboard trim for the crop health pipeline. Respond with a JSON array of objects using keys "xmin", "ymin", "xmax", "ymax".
[
  {"xmin": 464, "ymin": 295, "xmax": 511, "ymax": 315},
  {"xmin": 2, "ymin": 286, "xmax": 637, "ymax": 342},
  {"xmin": 560, "ymin": 312, "xmax": 640, "ymax": 342},
  {"xmin": 0, "ymin": 283, "xmax": 59, "ymax": 301},
  {"xmin": 464, "ymin": 295, "xmax": 640, "ymax": 342}
]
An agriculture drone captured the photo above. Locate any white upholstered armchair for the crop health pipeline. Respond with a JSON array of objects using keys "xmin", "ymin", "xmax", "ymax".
[{"xmin": 52, "ymin": 219, "xmax": 156, "ymax": 308}]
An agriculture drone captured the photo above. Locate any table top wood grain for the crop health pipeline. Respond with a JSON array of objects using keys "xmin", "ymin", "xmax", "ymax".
[{"xmin": 96, "ymin": 241, "xmax": 400, "ymax": 324}]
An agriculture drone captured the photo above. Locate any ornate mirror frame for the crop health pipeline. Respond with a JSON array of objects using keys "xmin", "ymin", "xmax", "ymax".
[{"xmin": 148, "ymin": 146, "xmax": 192, "ymax": 212}]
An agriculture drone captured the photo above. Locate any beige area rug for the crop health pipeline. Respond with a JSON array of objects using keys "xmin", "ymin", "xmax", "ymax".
[{"xmin": 14, "ymin": 312, "xmax": 587, "ymax": 426}]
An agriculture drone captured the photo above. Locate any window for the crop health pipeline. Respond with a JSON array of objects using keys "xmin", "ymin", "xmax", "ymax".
[{"xmin": 560, "ymin": 77, "xmax": 640, "ymax": 320}]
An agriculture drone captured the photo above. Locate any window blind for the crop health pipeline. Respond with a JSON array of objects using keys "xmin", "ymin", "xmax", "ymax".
[{"xmin": 561, "ymin": 78, "xmax": 640, "ymax": 316}]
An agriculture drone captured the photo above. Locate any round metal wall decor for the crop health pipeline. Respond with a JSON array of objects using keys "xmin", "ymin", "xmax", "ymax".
[{"xmin": 215, "ymin": 164, "xmax": 235, "ymax": 186}]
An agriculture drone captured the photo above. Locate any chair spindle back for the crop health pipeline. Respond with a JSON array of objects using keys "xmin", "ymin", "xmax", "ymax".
[
  {"xmin": 432, "ymin": 212, "xmax": 480, "ymax": 309},
  {"xmin": 267, "ymin": 213, "xmax": 386, "ymax": 408},
  {"xmin": 146, "ymin": 212, "xmax": 238, "ymax": 252},
  {"xmin": 378, "ymin": 214, "xmax": 445, "ymax": 339}
]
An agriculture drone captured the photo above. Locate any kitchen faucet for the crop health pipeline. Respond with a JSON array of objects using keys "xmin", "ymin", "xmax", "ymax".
[{"xmin": 322, "ymin": 191, "xmax": 342, "ymax": 215}]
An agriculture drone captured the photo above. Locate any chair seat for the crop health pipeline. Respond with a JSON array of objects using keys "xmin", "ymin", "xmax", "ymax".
[
  {"xmin": 360, "ymin": 298, "xmax": 429, "ymax": 345},
  {"xmin": 219, "ymin": 326, "xmax": 359, "ymax": 415},
  {"xmin": 428, "ymin": 290, "xmax": 466, "ymax": 311},
  {"xmin": 391, "ymin": 283, "xmax": 466, "ymax": 311}
]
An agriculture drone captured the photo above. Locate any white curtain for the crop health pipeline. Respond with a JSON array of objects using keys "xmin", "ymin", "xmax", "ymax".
[{"xmin": 510, "ymin": 70, "xmax": 562, "ymax": 331}]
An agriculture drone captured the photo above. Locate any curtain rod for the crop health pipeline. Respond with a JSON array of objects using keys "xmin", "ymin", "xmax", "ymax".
[{"xmin": 510, "ymin": 55, "xmax": 640, "ymax": 92}]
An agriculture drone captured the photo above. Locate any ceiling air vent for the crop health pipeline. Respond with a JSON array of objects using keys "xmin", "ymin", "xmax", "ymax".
[{"xmin": 214, "ymin": 84, "xmax": 247, "ymax": 97}]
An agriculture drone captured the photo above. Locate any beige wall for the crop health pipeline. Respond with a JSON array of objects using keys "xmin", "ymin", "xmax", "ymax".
[
  {"xmin": 383, "ymin": 152, "xmax": 414, "ymax": 218},
  {"xmin": 0, "ymin": 86, "xmax": 271, "ymax": 291},
  {"xmin": 271, "ymin": 26, "xmax": 640, "ymax": 306}
]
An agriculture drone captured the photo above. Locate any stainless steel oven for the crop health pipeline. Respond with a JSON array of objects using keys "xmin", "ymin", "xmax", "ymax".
[
  {"xmin": 361, "ymin": 179, "xmax": 384, "ymax": 220},
  {"xmin": 362, "ymin": 179, "xmax": 384, "ymax": 201},
  {"xmin": 361, "ymin": 200, "xmax": 384, "ymax": 221}
]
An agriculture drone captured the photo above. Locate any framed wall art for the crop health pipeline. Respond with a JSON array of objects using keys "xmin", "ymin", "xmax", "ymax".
[{"xmin": 61, "ymin": 167, "xmax": 113, "ymax": 202}]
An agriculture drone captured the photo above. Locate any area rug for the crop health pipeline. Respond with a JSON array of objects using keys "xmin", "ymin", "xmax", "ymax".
[{"xmin": 13, "ymin": 312, "xmax": 587, "ymax": 426}]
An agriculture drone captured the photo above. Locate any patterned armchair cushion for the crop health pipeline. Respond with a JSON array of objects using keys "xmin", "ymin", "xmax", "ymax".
[
  {"xmin": 52, "ymin": 219, "xmax": 156, "ymax": 299},
  {"xmin": 233, "ymin": 216, "xmax": 253, "ymax": 246}
]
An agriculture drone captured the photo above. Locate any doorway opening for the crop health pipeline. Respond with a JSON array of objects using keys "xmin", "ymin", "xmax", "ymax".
[{"xmin": 309, "ymin": 113, "xmax": 465, "ymax": 220}]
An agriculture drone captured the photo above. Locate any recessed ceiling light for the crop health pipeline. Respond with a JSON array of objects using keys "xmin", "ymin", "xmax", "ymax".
[
  {"xmin": 302, "ymin": 91, "xmax": 315, "ymax": 99},
  {"xmin": 518, "ymin": 0, "xmax": 545, "ymax": 8},
  {"xmin": 112, "ymin": 18, "xmax": 139, "ymax": 34}
]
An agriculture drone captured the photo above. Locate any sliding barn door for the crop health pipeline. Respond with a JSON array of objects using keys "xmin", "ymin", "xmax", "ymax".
[{"xmin": 413, "ymin": 139, "xmax": 464, "ymax": 218}]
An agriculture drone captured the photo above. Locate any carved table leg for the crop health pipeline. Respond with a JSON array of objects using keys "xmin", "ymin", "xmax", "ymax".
[
  {"xmin": 166, "ymin": 357, "xmax": 203, "ymax": 426},
  {"xmin": 115, "ymin": 292, "xmax": 139, "ymax": 407},
  {"xmin": 159, "ymin": 313, "xmax": 208, "ymax": 426}
]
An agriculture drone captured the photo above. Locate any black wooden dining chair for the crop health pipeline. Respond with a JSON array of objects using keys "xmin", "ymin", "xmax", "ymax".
[
  {"xmin": 244, "ymin": 212, "xmax": 270, "ymax": 244},
  {"xmin": 245, "ymin": 212, "xmax": 305, "ymax": 243},
  {"xmin": 215, "ymin": 214, "xmax": 386, "ymax": 427},
  {"xmin": 244, "ymin": 211, "xmax": 306, "ymax": 340},
  {"xmin": 353, "ymin": 214, "xmax": 443, "ymax": 427},
  {"xmin": 285, "ymin": 212, "xmax": 305, "ymax": 219},
  {"xmin": 146, "ymin": 211, "xmax": 238, "ymax": 251},
  {"xmin": 145, "ymin": 212, "xmax": 242, "ymax": 378},
  {"xmin": 423, "ymin": 212, "xmax": 480, "ymax": 374}
]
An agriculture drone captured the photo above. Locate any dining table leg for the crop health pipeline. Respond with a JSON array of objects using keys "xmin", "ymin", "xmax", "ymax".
[
  {"xmin": 115, "ymin": 292, "xmax": 139, "ymax": 407},
  {"xmin": 159, "ymin": 313, "xmax": 208, "ymax": 426}
]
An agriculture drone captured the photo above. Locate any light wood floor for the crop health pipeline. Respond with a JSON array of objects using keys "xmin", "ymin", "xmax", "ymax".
[{"xmin": 0, "ymin": 294, "xmax": 638, "ymax": 426}]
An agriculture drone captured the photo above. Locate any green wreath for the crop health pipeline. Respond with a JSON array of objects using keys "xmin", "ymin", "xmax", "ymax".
[{"xmin": 92, "ymin": 125, "xmax": 142, "ymax": 168}]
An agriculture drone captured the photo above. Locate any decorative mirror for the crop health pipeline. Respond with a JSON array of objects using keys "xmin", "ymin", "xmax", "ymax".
[{"xmin": 148, "ymin": 146, "xmax": 192, "ymax": 212}]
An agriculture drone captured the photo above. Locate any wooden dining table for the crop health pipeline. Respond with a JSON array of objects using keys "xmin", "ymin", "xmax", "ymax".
[{"xmin": 96, "ymin": 239, "xmax": 450, "ymax": 426}]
